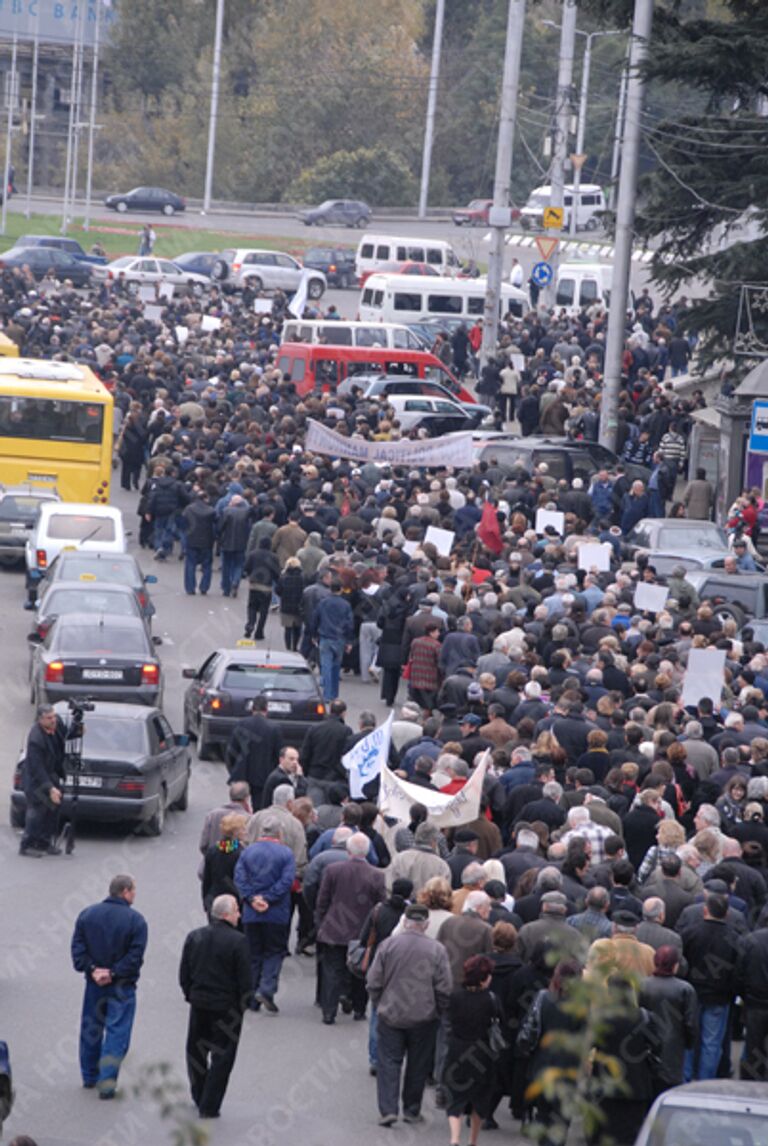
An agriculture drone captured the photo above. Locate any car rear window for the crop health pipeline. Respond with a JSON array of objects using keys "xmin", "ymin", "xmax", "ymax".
[
  {"xmin": 56, "ymin": 558, "xmax": 136, "ymax": 585},
  {"xmin": 82, "ymin": 717, "xmax": 147, "ymax": 755},
  {"xmin": 0, "ymin": 495, "xmax": 46, "ymax": 519},
  {"xmin": 46, "ymin": 515, "xmax": 116, "ymax": 541},
  {"xmin": 645, "ymin": 1106, "xmax": 768, "ymax": 1146},
  {"xmin": 222, "ymin": 664, "xmax": 315, "ymax": 693},
  {"xmin": 55, "ymin": 623, "xmax": 148, "ymax": 655},
  {"xmin": 656, "ymin": 526, "xmax": 726, "ymax": 550},
  {"xmin": 44, "ymin": 589, "xmax": 138, "ymax": 617}
]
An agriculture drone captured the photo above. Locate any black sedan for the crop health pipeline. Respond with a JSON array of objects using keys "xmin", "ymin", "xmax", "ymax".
[
  {"xmin": 29, "ymin": 613, "xmax": 163, "ymax": 709},
  {"xmin": 104, "ymin": 186, "xmax": 186, "ymax": 215},
  {"xmin": 302, "ymin": 246, "xmax": 357, "ymax": 288},
  {"xmin": 11, "ymin": 702, "xmax": 190, "ymax": 836},
  {"xmin": 42, "ymin": 551, "xmax": 157, "ymax": 625},
  {"xmin": 31, "ymin": 581, "xmax": 148, "ymax": 644},
  {"xmin": 173, "ymin": 251, "xmax": 220, "ymax": 278},
  {"xmin": 182, "ymin": 645, "xmax": 326, "ymax": 759},
  {"xmin": 0, "ymin": 245, "xmax": 93, "ymax": 287}
]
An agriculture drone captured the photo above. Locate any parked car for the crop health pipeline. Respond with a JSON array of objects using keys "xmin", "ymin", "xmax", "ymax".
[
  {"xmin": 42, "ymin": 551, "xmax": 157, "ymax": 625},
  {"xmin": 633, "ymin": 1081, "xmax": 768, "ymax": 1146},
  {"xmin": 182, "ymin": 645, "xmax": 326, "ymax": 758},
  {"xmin": 104, "ymin": 186, "xmax": 186, "ymax": 215},
  {"xmin": 302, "ymin": 246, "xmax": 357, "ymax": 288},
  {"xmin": 684, "ymin": 570, "xmax": 768, "ymax": 625},
  {"xmin": 0, "ymin": 245, "xmax": 93, "ymax": 287},
  {"xmin": 336, "ymin": 374, "xmax": 491, "ymax": 421},
  {"xmin": 96, "ymin": 256, "xmax": 209, "ymax": 296},
  {"xmin": 11, "ymin": 235, "xmax": 108, "ymax": 266},
  {"xmin": 210, "ymin": 249, "xmax": 326, "ymax": 298},
  {"xmin": 394, "ymin": 261, "xmax": 442, "ymax": 277},
  {"xmin": 26, "ymin": 503, "xmax": 127, "ymax": 593},
  {"xmin": 10, "ymin": 702, "xmax": 190, "ymax": 837},
  {"xmin": 299, "ymin": 199, "xmax": 371, "ymax": 227},
  {"xmin": 29, "ymin": 613, "xmax": 163, "ymax": 709},
  {"xmin": 31, "ymin": 580, "xmax": 147, "ymax": 643},
  {"xmin": 384, "ymin": 394, "xmax": 483, "ymax": 436},
  {"xmin": 473, "ymin": 434, "xmax": 651, "ymax": 486},
  {"xmin": 452, "ymin": 199, "xmax": 494, "ymax": 226},
  {"xmin": 622, "ymin": 519, "xmax": 748, "ymax": 575},
  {"xmin": 172, "ymin": 251, "xmax": 221, "ymax": 278},
  {"xmin": 0, "ymin": 485, "xmax": 61, "ymax": 567}
]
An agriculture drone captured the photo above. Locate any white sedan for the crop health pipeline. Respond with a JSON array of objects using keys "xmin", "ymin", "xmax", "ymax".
[{"xmin": 95, "ymin": 256, "xmax": 210, "ymax": 296}]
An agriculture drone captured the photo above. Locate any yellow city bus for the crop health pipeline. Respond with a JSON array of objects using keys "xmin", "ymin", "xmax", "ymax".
[
  {"xmin": 0, "ymin": 359, "xmax": 113, "ymax": 503},
  {"xmin": 0, "ymin": 334, "xmax": 19, "ymax": 357}
]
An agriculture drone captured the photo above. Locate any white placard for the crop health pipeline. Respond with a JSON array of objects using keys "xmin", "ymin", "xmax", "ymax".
[
  {"xmin": 144, "ymin": 304, "xmax": 163, "ymax": 323},
  {"xmin": 510, "ymin": 354, "xmax": 525, "ymax": 372},
  {"xmin": 424, "ymin": 525, "xmax": 455, "ymax": 557},
  {"xmin": 633, "ymin": 582, "xmax": 669, "ymax": 614},
  {"xmin": 138, "ymin": 285, "xmax": 155, "ymax": 303},
  {"xmin": 159, "ymin": 282, "xmax": 174, "ymax": 300},
  {"xmin": 681, "ymin": 648, "xmax": 727, "ymax": 709},
  {"xmin": 535, "ymin": 508, "xmax": 565, "ymax": 534},
  {"xmin": 253, "ymin": 298, "xmax": 272, "ymax": 314},
  {"xmin": 201, "ymin": 315, "xmax": 222, "ymax": 332},
  {"xmin": 402, "ymin": 540, "xmax": 419, "ymax": 558},
  {"xmin": 175, "ymin": 325, "xmax": 189, "ymax": 345},
  {"xmin": 577, "ymin": 542, "xmax": 611, "ymax": 571}
]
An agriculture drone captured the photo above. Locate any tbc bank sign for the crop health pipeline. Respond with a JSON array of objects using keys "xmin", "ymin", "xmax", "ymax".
[{"xmin": 0, "ymin": 1, "xmax": 116, "ymax": 47}]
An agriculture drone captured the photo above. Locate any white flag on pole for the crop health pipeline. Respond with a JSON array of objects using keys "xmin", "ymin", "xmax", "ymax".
[
  {"xmin": 342, "ymin": 713, "xmax": 394, "ymax": 798},
  {"xmin": 378, "ymin": 753, "xmax": 489, "ymax": 828},
  {"xmin": 288, "ymin": 270, "xmax": 310, "ymax": 319}
]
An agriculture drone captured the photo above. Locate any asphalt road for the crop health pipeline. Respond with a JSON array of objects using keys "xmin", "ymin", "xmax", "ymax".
[{"xmin": 0, "ymin": 483, "xmax": 532, "ymax": 1146}]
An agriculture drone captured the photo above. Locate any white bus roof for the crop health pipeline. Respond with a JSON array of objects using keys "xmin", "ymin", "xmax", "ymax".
[
  {"xmin": 0, "ymin": 359, "xmax": 86, "ymax": 381},
  {"xmin": 528, "ymin": 183, "xmax": 603, "ymax": 196},
  {"xmin": 358, "ymin": 234, "xmax": 456, "ymax": 248},
  {"xmin": 364, "ymin": 272, "xmax": 528, "ymax": 301}
]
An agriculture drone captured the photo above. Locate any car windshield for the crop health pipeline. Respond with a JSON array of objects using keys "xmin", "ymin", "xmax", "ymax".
[
  {"xmin": 54, "ymin": 623, "xmax": 149, "ymax": 655},
  {"xmin": 56, "ymin": 557, "xmax": 136, "ymax": 586},
  {"xmin": 82, "ymin": 717, "xmax": 147, "ymax": 756},
  {"xmin": 316, "ymin": 201, "xmax": 335, "ymax": 210},
  {"xmin": 0, "ymin": 495, "xmax": 47, "ymax": 520},
  {"xmin": 656, "ymin": 526, "xmax": 727, "ymax": 550},
  {"xmin": 110, "ymin": 256, "xmax": 134, "ymax": 268},
  {"xmin": 45, "ymin": 515, "xmax": 115, "ymax": 541},
  {"xmin": 43, "ymin": 589, "xmax": 137, "ymax": 617},
  {"xmin": 646, "ymin": 1105, "xmax": 768, "ymax": 1146},
  {"xmin": 222, "ymin": 664, "xmax": 314, "ymax": 693},
  {"xmin": 306, "ymin": 248, "xmax": 334, "ymax": 260}
]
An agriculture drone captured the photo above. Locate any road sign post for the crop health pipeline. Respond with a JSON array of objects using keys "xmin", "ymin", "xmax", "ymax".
[{"xmin": 531, "ymin": 262, "xmax": 553, "ymax": 288}]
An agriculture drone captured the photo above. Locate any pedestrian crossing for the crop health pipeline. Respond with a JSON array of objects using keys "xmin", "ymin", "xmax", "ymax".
[{"xmin": 482, "ymin": 231, "xmax": 654, "ymax": 263}]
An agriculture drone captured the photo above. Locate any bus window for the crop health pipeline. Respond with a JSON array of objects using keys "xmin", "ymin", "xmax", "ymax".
[
  {"xmin": 360, "ymin": 244, "xmax": 374, "ymax": 259},
  {"xmin": 0, "ymin": 396, "xmax": 104, "ymax": 443},
  {"xmin": 373, "ymin": 290, "xmax": 384, "ymax": 307},
  {"xmin": 427, "ymin": 294, "xmax": 462, "ymax": 314},
  {"xmin": 393, "ymin": 292, "xmax": 422, "ymax": 312},
  {"xmin": 556, "ymin": 278, "xmax": 575, "ymax": 307},
  {"xmin": 362, "ymin": 288, "xmax": 374, "ymax": 306},
  {"xmin": 375, "ymin": 244, "xmax": 390, "ymax": 259},
  {"xmin": 426, "ymin": 248, "xmax": 443, "ymax": 265},
  {"xmin": 393, "ymin": 330, "xmax": 411, "ymax": 348},
  {"xmin": 356, "ymin": 327, "xmax": 388, "ymax": 347},
  {"xmin": 316, "ymin": 361, "xmax": 338, "ymax": 385},
  {"xmin": 579, "ymin": 280, "xmax": 599, "ymax": 306},
  {"xmin": 467, "ymin": 297, "xmax": 485, "ymax": 315},
  {"xmin": 319, "ymin": 325, "xmax": 352, "ymax": 345},
  {"xmin": 407, "ymin": 247, "xmax": 425, "ymax": 262},
  {"xmin": 289, "ymin": 359, "xmax": 306, "ymax": 384}
]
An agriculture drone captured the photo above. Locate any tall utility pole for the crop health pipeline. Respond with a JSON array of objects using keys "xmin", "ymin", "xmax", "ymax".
[
  {"xmin": 25, "ymin": 26, "xmax": 40, "ymax": 219},
  {"xmin": 203, "ymin": 0, "xmax": 225, "ymax": 215},
  {"xmin": 480, "ymin": 0, "xmax": 527, "ymax": 368},
  {"xmin": 61, "ymin": 4, "xmax": 84, "ymax": 234},
  {"xmin": 84, "ymin": 0, "xmax": 102, "ymax": 231},
  {"xmin": 599, "ymin": 0, "xmax": 654, "ymax": 453},
  {"xmin": 418, "ymin": 0, "xmax": 445, "ymax": 220},
  {"xmin": 1, "ymin": 34, "xmax": 17, "ymax": 236},
  {"xmin": 609, "ymin": 49, "xmax": 629, "ymax": 211},
  {"xmin": 548, "ymin": 0, "xmax": 578, "ymax": 288}
]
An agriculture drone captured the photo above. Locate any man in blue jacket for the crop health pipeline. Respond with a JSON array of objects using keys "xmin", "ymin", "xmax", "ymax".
[
  {"xmin": 234, "ymin": 817, "xmax": 296, "ymax": 1014},
  {"xmin": 309, "ymin": 579, "xmax": 354, "ymax": 701},
  {"xmin": 71, "ymin": 874, "xmax": 148, "ymax": 1098}
]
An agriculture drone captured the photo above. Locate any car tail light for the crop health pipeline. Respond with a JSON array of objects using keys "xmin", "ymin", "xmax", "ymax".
[
  {"xmin": 107, "ymin": 270, "xmax": 114, "ymax": 280},
  {"xmin": 315, "ymin": 702, "xmax": 326, "ymax": 716},
  {"xmin": 232, "ymin": 261, "xmax": 241, "ymax": 272},
  {"xmin": 37, "ymin": 620, "xmax": 51, "ymax": 640},
  {"xmin": 13, "ymin": 768, "xmax": 21, "ymax": 789},
  {"xmin": 141, "ymin": 663, "xmax": 159, "ymax": 686},
  {"xmin": 45, "ymin": 661, "xmax": 64, "ymax": 683},
  {"xmin": 36, "ymin": 548, "xmax": 47, "ymax": 569},
  {"xmin": 205, "ymin": 692, "xmax": 230, "ymax": 713},
  {"xmin": 329, "ymin": 264, "xmax": 336, "ymax": 272},
  {"xmin": 117, "ymin": 779, "xmax": 144, "ymax": 794},
  {"xmin": 137, "ymin": 591, "xmax": 147, "ymax": 610}
]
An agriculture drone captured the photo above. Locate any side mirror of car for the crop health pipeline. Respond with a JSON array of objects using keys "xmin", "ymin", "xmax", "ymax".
[
  {"xmin": 174, "ymin": 733, "xmax": 189, "ymax": 748},
  {"xmin": 27, "ymin": 632, "xmax": 42, "ymax": 644},
  {"xmin": 144, "ymin": 574, "xmax": 158, "ymax": 584},
  {"xmin": 152, "ymin": 635, "xmax": 163, "ymax": 646},
  {"xmin": 181, "ymin": 667, "xmax": 198, "ymax": 679}
]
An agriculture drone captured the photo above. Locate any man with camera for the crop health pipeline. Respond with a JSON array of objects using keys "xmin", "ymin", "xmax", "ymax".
[{"xmin": 19, "ymin": 704, "xmax": 69, "ymax": 857}]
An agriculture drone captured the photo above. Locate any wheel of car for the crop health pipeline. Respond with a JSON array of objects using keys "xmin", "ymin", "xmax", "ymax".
[
  {"xmin": 197, "ymin": 724, "xmax": 216, "ymax": 761},
  {"xmin": 211, "ymin": 259, "xmax": 229, "ymax": 281},
  {"xmin": 172, "ymin": 772, "xmax": 190, "ymax": 812},
  {"xmin": 355, "ymin": 216, "xmax": 367, "ymax": 228},
  {"xmin": 713, "ymin": 603, "xmax": 745, "ymax": 627},
  {"xmin": 191, "ymin": 280, "xmax": 204, "ymax": 297},
  {"xmin": 244, "ymin": 275, "xmax": 263, "ymax": 292},
  {"xmin": 307, "ymin": 278, "xmax": 325, "ymax": 300},
  {"xmin": 126, "ymin": 280, "xmax": 140, "ymax": 296},
  {"xmin": 163, "ymin": 203, "xmax": 175, "ymax": 216},
  {"xmin": 585, "ymin": 216, "xmax": 600, "ymax": 232},
  {"xmin": 10, "ymin": 802, "xmax": 25, "ymax": 830},
  {"xmin": 145, "ymin": 787, "xmax": 167, "ymax": 836},
  {"xmin": 116, "ymin": 201, "xmax": 128, "ymax": 213}
]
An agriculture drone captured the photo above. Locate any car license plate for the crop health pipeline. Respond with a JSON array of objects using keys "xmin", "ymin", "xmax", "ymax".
[
  {"xmin": 82, "ymin": 669, "xmax": 123, "ymax": 680},
  {"xmin": 10, "ymin": 526, "xmax": 27, "ymax": 536},
  {"xmin": 267, "ymin": 701, "xmax": 291, "ymax": 714},
  {"xmin": 65, "ymin": 774, "xmax": 102, "ymax": 788}
]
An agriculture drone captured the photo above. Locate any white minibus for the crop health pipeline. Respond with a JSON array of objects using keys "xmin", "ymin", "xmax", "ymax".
[
  {"xmin": 355, "ymin": 235, "xmax": 461, "ymax": 281},
  {"xmin": 358, "ymin": 273, "xmax": 528, "ymax": 324},
  {"xmin": 280, "ymin": 319, "xmax": 422, "ymax": 350},
  {"xmin": 521, "ymin": 183, "xmax": 606, "ymax": 232}
]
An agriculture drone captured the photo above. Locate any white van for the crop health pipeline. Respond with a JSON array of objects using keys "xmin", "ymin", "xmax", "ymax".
[
  {"xmin": 358, "ymin": 273, "xmax": 528, "ymax": 325},
  {"xmin": 521, "ymin": 183, "xmax": 606, "ymax": 232},
  {"xmin": 555, "ymin": 262, "xmax": 611, "ymax": 314},
  {"xmin": 280, "ymin": 319, "xmax": 422, "ymax": 350},
  {"xmin": 26, "ymin": 503, "xmax": 127, "ymax": 589},
  {"xmin": 355, "ymin": 235, "xmax": 461, "ymax": 282}
]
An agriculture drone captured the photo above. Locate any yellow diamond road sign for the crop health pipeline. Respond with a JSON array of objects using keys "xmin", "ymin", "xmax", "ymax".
[{"xmin": 543, "ymin": 206, "xmax": 564, "ymax": 229}]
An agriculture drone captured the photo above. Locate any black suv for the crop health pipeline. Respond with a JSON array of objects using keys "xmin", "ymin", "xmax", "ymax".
[
  {"xmin": 475, "ymin": 434, "xmax": 650, "ymax": 486},
  {"xmin": 302, "ymin": 246, "xmax": 357, "ymax": 289}
]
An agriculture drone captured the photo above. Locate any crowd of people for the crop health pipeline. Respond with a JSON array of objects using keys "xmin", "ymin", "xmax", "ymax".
[{"xmin": 5, "ymin": 256, "xmax": 768, "ymax": 1144}]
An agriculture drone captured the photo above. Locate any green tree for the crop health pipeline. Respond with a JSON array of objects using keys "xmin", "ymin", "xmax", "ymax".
[{"xmin": 287, "ymin": 146, "xmax": 417, "ymax": 206}]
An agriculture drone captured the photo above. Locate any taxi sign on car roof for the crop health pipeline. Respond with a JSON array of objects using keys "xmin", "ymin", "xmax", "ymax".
[
  {"xmin": 236, "ymin": 638, "xmax": 256, "ymax": 648},
  {"xmin": 79, "ymin": 572, "xmax": 97, "ymax": 581}
]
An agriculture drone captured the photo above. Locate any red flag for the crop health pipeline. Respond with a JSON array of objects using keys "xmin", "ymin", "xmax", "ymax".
[{"xmin": 477, "ymin": 500, "xmax": 503, "ymax": 555}]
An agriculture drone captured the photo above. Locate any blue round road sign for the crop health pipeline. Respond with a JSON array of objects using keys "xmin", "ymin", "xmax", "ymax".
[{"xmin": 531, "ymin": 261, "xmax": 553, "ymax": 287}]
